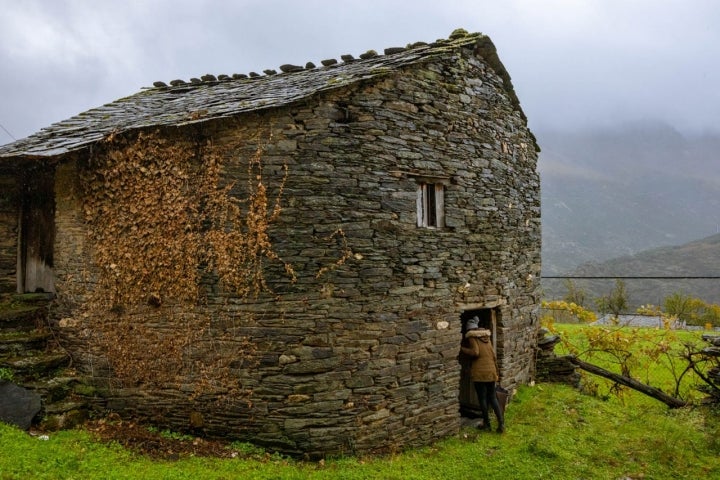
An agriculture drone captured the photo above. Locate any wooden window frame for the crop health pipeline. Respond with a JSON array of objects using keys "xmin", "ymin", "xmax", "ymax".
[{"xmin": 417, "ymin": 182, "xmax": 445, "ymax": 229}]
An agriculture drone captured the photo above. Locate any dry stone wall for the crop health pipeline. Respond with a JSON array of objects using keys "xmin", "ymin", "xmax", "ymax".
[
  {"xmin": 53, "ymin": 160, "xmax": 97, "ymax": 307},
  {"xmin": 52, "ymin": 43, "xmax": 540, "ymax": 457}
]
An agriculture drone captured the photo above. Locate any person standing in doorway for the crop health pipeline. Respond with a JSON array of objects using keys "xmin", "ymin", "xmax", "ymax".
[{"xmin": 460, "ymin": 316, "xmax": 505, "ymax": 433}]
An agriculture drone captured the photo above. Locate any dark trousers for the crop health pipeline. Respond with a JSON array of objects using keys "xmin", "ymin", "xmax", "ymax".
[{"xmin": 474, "ymin": 381, "xmax": 504, "ymax": 427}]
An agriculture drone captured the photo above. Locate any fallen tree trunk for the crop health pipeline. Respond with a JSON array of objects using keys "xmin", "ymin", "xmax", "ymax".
[{"xmin": 568, "ymin": 356, "xmax": 687, "ymax": 409}]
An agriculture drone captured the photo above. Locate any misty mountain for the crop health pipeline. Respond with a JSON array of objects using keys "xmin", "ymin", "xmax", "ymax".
[
  {"xmin": 538, "ymin": 122, "xmax": 720, "ymax": 276},
  {"xmin": 541, "ymin": 233, "xmax": 720, "ymax": 307}
]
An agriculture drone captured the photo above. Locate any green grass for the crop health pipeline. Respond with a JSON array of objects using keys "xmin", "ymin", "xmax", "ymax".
[
  {"xmin": 1, "ymin": 325, "xmax": 720, "ymax": 479},
  {"xmin": 146, "ymin": 426, "xmax": 195, "ymax": 442},
  {"xmin": 553, "ymin": 323, "xmax": 709, "ymax": 402},
  {"xmin": 0, "ymin": 367, "xmax": 14, "ymax": 381}
]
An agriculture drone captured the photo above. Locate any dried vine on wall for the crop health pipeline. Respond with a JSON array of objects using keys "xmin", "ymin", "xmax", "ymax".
[
  {"xmin": 79, "ymin": 129, "xmax": 292, "ymax": 392},
  {"xmin": 204, "ymin": 140, "xmax": 295, "ymax": 298},
  {"xmin": 82, "ymin": 130, "xmax": 293, "ymax": 307}
]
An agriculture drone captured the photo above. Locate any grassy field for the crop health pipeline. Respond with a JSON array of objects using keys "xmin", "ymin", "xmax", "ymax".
[
  {"xmin": 1, "ymin": 324, "xmax": 719, "ymax": 479},
  {"xmin": 552, "ymin": 323, "xmax": 711, "ymax": 401}
]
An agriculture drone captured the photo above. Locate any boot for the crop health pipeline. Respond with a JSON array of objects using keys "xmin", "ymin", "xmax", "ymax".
[
  {"xmin": 496, "ymin": 422, "xmax": 505, "ymax": 433},
  {"xmin": 479, "ymin": 415, "xmax": 491, "ymax": 430}
]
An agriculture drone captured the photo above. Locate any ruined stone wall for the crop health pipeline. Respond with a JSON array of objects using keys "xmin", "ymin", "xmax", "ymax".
[
  {"xmin": 53, "ymin": 43, "xmax": 540, "ymax": 457},
  {"xmin": 0, "ymin": 169, "xmax": 19, "ymax": 293}
]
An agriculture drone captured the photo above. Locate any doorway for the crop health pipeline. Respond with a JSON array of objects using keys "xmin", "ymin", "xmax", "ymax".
[
  {"xmin": 458, "ymin": 308, "xmax": 497, "ymax": 418},
  {"xmin": 18, "ymin": 166, "xmax": 55, "ymax": 293}
]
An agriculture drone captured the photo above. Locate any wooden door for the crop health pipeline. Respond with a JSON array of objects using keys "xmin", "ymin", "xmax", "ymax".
[{"xmin": 19, "ymin": 167, "xmax": 55, "ymax": 293}]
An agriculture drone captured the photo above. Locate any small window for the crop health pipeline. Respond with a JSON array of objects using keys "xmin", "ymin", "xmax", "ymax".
[{"xmin": 417, "ymin": 183, "xmax": 445, "ymax": 228}]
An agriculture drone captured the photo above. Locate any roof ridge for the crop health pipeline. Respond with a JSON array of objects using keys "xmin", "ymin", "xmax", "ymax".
[{"xmin": 150, "ymin": 28, "xmax": 482, "ymax": 90}]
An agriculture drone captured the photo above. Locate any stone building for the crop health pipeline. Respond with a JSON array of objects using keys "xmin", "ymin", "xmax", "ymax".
[{"xmin": 0, "ymin": 29, "xmax": 541, "ymax": 456}]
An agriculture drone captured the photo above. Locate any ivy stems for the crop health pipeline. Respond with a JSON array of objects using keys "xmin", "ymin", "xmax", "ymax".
[
  {"xmin": 76, "ymin": 129, "xmax": 351, "ymax": 394},
  {"xmin": 78, "ymin": 129, "xmax": 288, "ymax": 392},
  {"xmin": 82, "ymin": 130, "xmax": 293, "ymax": 307}
]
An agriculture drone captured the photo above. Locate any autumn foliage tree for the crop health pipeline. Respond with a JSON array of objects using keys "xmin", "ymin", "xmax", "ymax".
[
  {"xmin": 664, "ymin": 292, "xmax": 720, "ymax": 327},
  {"xmin": 594, "ymin": 279, "xmax": 628, "ymax": 319}
]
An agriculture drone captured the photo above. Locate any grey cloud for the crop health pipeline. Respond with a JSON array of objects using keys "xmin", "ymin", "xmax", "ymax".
[{"xmin": 1, "ymin": 0, "xmax": 719, "ymax": 144}]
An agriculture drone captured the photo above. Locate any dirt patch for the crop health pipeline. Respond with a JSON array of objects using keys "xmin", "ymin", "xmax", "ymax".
[{"xmin": 82, "ymin": 417, "xmax": 238, "ymax": 460}]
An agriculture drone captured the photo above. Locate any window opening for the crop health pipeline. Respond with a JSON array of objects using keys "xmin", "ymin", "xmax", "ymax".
[{"xmin": 417, "ymin": 183, "xmax": 444, "ymax": 228}]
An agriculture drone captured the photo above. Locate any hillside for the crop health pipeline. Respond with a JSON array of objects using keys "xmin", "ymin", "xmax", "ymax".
[
  {"xmin": 542, "ymin": 233, "xmax": 720, "ymax": 307},
  {"xmin": 538, "ymin": 122, "xmax": 720, "ymax": 275}
]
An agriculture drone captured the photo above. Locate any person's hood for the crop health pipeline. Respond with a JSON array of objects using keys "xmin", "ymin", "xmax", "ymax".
[{"xmin": 466, "ymin": 328, "xmax": 492, "ymax": 341}]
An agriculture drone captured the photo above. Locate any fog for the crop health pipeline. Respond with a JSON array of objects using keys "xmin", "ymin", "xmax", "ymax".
[{"xmin": 1, "ymin": 0, "xmax": 719, "ymax": 145}]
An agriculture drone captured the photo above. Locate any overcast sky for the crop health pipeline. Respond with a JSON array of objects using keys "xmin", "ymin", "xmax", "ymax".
[{"xmin": 1, "ymin": 0, "xmax": 719, "ymax": 145}]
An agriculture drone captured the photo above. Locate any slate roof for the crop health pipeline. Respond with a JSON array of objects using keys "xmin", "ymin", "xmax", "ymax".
[{"xmin": 0, "ymin": 29, "xmax": 519, "ymax": 160}]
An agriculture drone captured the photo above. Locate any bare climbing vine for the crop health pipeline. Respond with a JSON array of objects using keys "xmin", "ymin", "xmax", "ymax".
[
  {"xmin": 82, "ymin": 129, "xmax": 293, "ymax": 307},
  {"xmin": 78, "ymin": 129, "xmax": 293, "ymax": 396},
  {"xmin": 204, "ymin": 140, "xmax": 295, "ymax": 297},
  {"xmin": 315, "ymin": 228, "xmax": 353, "ymax": 279}
]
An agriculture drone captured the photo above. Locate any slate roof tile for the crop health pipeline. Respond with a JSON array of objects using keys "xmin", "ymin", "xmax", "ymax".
[{"xmin": 0, "ymin": 31, "xmax": 509, "ymax": 159}]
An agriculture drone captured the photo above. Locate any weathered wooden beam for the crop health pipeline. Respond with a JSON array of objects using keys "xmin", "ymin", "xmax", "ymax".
[{"xmin": 568, "ymin": 356, "xmax": 687, "ymax": 409}]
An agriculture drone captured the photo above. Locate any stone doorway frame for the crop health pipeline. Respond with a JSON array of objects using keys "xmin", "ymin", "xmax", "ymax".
[{"xmin": 457, "ymin": 300, "xmax": 504, "ymax": 417}]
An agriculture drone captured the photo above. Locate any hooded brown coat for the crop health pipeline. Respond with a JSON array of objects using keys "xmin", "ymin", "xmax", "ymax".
[{"xmin": 461, "ymin": 330, "xmax": 499, "ymax": 382}]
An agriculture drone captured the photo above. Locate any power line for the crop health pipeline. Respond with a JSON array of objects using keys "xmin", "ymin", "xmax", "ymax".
[
  {"xmin": 542, "ymin": 276, "xmax": 720, "ymax": 280},
  {"xmin": 0, "ymin": 122, "xmax": 16, "ymax": 141}
]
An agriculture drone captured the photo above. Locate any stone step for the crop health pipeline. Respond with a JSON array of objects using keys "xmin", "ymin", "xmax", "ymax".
[
  {"xmin": 44, "ymin": 398, "xmax": 88, "ymax": 415},
  {"xmin": 11, "ymin": 293, "xmax": 55, "ymax": 304},
  {"xmin": 41, "ymin": 398, "xmax": 89, "ymax": 431},
  {"xmin": 1, "ymin": 351, "xmax": 70, "ymax": 378},
  {"xmin": 24, "ymin": 376, "xmax": 80, "ymax": 403},
  {"xmin": 0, "ymin": 329, "xmax": 53, "ymax": 355},
  {"xmin": 0, "ymin": 305, "xmax": 47, "ymax": 332}
]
